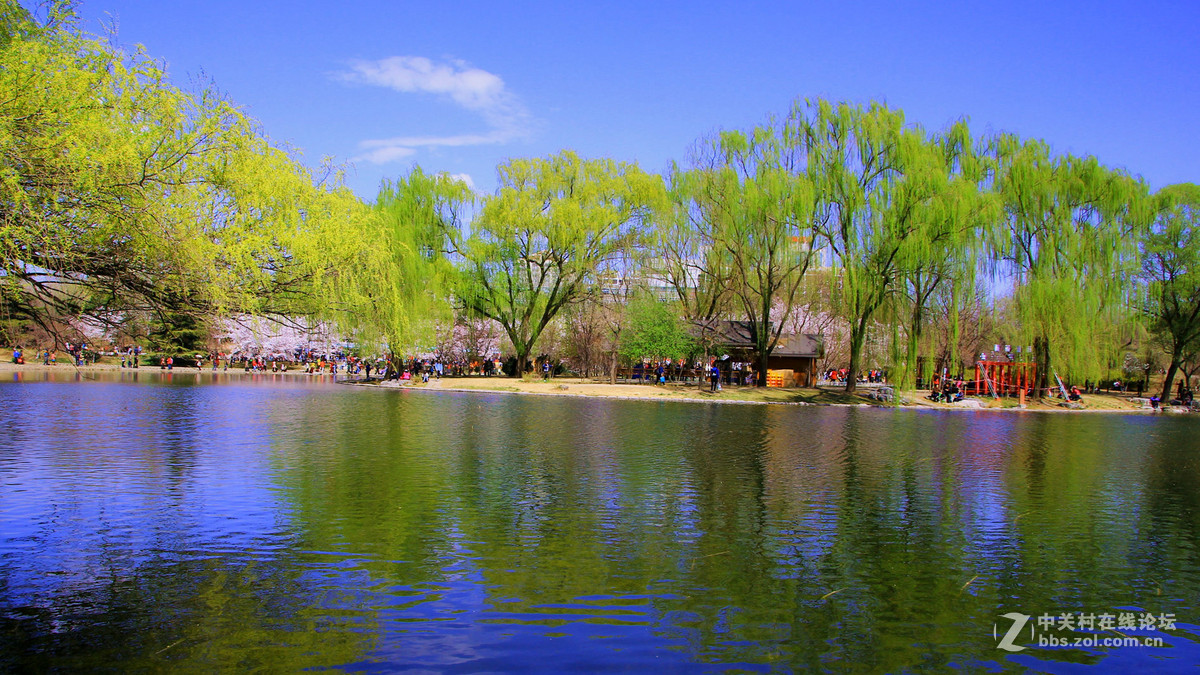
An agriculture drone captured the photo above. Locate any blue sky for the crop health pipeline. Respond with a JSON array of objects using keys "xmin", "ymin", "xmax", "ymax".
[{"xmin": 78, "ymin": 1, "xmax": 1198, "ymax": 200}]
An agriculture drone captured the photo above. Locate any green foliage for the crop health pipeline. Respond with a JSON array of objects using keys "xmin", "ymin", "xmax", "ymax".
[
  {"xmin": 451, "ymin": 150, "xmax": 664, "ymax": 372},
  {"xmin": 321, "ymin": 168, "xmax": 470, "ymax": 353},
  {"xmin": 989, "ymin": 135, "xmax": 1149, "ymax": 394},
  {"xmin": 147, "ymin": 311, "xmax": 211, "ymax": 354},
  {"xmin": 668, "ymin": 122, "xmax": 818, "ymax": 385},
  {"xmin": 0, "ymin": 8, "xmax": 1165, "ymax": 384},
  {"xmin": 890, "ymin": 122, "xmax": 995, "ymax": 388},
  {"xmin": 651, "ymin": 164, "xmax": 734, "ymax": 356},
  {"xmin": 792, "ymin": 100, "xmax": 990, "ymax": 392},
  {"xmin": 1141, "ymin": 183, "xmax": 1200, "ymax": 398},
  {"xmin": 618, "ymin": 291, "xmax": 694, "ymax": 362},
  {"xmin": 0, "ymin": 1, "xmax": 360, "ymax": 340}
]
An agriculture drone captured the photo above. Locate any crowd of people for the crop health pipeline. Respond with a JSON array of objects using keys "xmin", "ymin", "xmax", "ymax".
[
  {"xmin": 928, "ymin": 375, "xmax": 967, "ymax": 403},
  {"xmin": 7, "ymin": 341, "xmax": 1199, "ymax": 411},
  {"xmin": 823, "ymin": 368, "xmax": 886, "ymax": 384},
  {"xmin": 212, "ymin": 351, "xmax": 512, "ymax": 382},
  {"xmin": 628, "ymin": 359, "xmax": 758, "ymax": 386},
  {"xmin": 117, "ymin": 345, "xmax": 142, "ymax": 368},
  {"xmin": 20, "ymin": 342, "xmax": 93, "ymax": 367},
  {"xmin": 7, "ymin": 345, "xmax": 91, "ymax": 367},
  {"xmin": 1151, "ymin": 381, "xmax": 1196, "ymax": 409}
]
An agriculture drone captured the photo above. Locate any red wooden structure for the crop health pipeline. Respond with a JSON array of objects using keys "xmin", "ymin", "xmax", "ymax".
[{"xmin": 972, "ymin": 360, "xmax": 1036, "ymax": 397}]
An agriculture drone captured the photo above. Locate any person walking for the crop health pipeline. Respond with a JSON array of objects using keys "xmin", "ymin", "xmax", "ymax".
[{"xmin": 710, "ymin": 360, "xmax": 720, "ymax": 393}]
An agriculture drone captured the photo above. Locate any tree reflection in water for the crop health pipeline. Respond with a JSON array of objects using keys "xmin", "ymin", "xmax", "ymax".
[{"xmin": 0, "ymin": 375, "xmax": 1197, "ymax": 671}]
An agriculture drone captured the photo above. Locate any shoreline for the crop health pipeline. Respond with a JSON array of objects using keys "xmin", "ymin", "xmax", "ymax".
[
  {"xmin": 361, "ymin": 374, "xmax": 1177, "ymax": 415},
  {"xmin": 1, "ymin": 361, "xmax": 1184, "ymax": 415},
  {"xmin": 0, "ymin": 360, "xmax": 316, "ymax": 376}
]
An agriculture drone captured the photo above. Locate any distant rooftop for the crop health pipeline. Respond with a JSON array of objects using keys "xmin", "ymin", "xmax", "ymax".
[{"xmin": 713, "ymin": 321, "xmax": 823, "ymax": 358}]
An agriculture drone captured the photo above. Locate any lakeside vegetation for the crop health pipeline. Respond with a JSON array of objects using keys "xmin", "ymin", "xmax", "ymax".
[{"xmin": 2, "ymin": 2, "xmax": 1197, "ymax": 401}]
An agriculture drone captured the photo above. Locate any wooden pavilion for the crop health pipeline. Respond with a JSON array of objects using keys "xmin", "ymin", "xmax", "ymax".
[{"xmin": 972, "ymin": 359, "xmax": 1036, "ymax": 397}]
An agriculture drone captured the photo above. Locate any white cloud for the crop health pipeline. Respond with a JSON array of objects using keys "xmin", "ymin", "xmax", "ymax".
[
  {"xmin": 338, "ymin": 56, "xmax": 530, "ymax": 164},
  {"xmin": 449, "ymin": 173, "xmax": 475, "ymax": 190},
  {"xmin": 355, "ymin": 145, "xmax": 417, "ymax": 164}
]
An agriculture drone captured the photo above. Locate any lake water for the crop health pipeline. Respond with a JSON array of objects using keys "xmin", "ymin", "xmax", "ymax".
[{"xmin": 1, "ymin": 371, "xmax": 1198, "ymax": 672}]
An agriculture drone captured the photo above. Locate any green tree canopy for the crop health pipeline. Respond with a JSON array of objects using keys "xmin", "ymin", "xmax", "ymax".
[
  {"xmin": 0, "ymin": 1, "xmax": 359, "ymax": 343},
  {"xmin": 989, "ymin": 135, "xmax": 1148, "ymax": 396},
  {"xmin": 450, "ymin": 150, "xmax": 663, "ymax": 374},
  {"xmin": 890, "ymin": 121, "xmax": 995, "ymax": 388},
  {"xmin": 674, "ymin": 123, "xmax": 818, "ymax": 386},
  {"xmin": 618, "ymin": 290, "xmax": 694, "ymax": 365},
  {"xmin": 321, "ymin": 168, "xmax": 470, "ymax": 354},
  {"xmin": 1141, "ymin": 183, "xmax": 1200, "ymax": 400},
  {"xmin": 795, "ymin": 100, "xmax": 987, "ymax": 393},
  {"xmin": 651, "ymin": 164, "xmax": 733, "ymax": 362}
]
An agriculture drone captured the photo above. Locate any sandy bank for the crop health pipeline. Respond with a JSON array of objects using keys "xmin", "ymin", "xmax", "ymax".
[
  {"xmin": 355, "ymin": 375, "xmax": 1176, "ymax": 414},
  {"xmin": 1, "ymin": 360, "xmax": 1181, "ymax": 414}
]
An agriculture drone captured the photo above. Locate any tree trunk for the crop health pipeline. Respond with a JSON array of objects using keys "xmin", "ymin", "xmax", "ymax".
[
  {"xmin": 844, "ymin": 322, "xmax": 867, "ymax": 394},
  {"xmin": 755, "ymin": 322, "xmax": 769, "ymax": 388},
  {"xmin": 906, "ymin": 307, "xmax": 923, "ymax": 390},
  {"xmin": 1033, "ymin": 335, "xmax": 1051, "ymax": 399},
  {"xmin": 1161, "ymin": 352, "xmax": 1181, "ymax": 402},
  {"xmin": 757, "ymin": 349, "xmax": 770, "ymax": 388},
  {"xmin": 609, "ymin": 349, "xmax": 618, "ymax": 385},
  {"xmin": 755, "ymin": 299, "xmax": 771, "ymax": 388}
]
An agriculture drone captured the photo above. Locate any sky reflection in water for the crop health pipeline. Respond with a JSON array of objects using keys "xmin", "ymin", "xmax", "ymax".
[{"xmin": 1, "ymin": 373, "xmax": 1198, "ymax": 672}]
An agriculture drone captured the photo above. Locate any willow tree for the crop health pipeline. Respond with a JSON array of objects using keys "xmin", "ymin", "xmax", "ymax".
[
  {"xmin": 680, "ymin": 126, "xmax": 818, "ymax": 386},
  {"xmin": 794, "ymin": 100, "xmax": 983, "ymax": 393},
  {"xmin": 650, "ymin": 164, "xmax": 734, "ymax": 367},
  {"xmin": 316, "ymin": 168, "xmax": 470, "ymax": 354},
  {"xmin": 1141, "ymin": 183, "xmax": 1200, "ymax": 400},
  {"xmin": 0, "ymin": 1, "xmax": 357, "ymax": 341},
  {"xmin": 989, "ymin": 136, "xmax": 1148, "ymax": 397},
  {"xmin": 450, "ymin": 150, "xmax": 662, "ymax": 375},
  {"xmin": 893, "ymin": 122, "xmax": 996, "ymax": 388}
]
